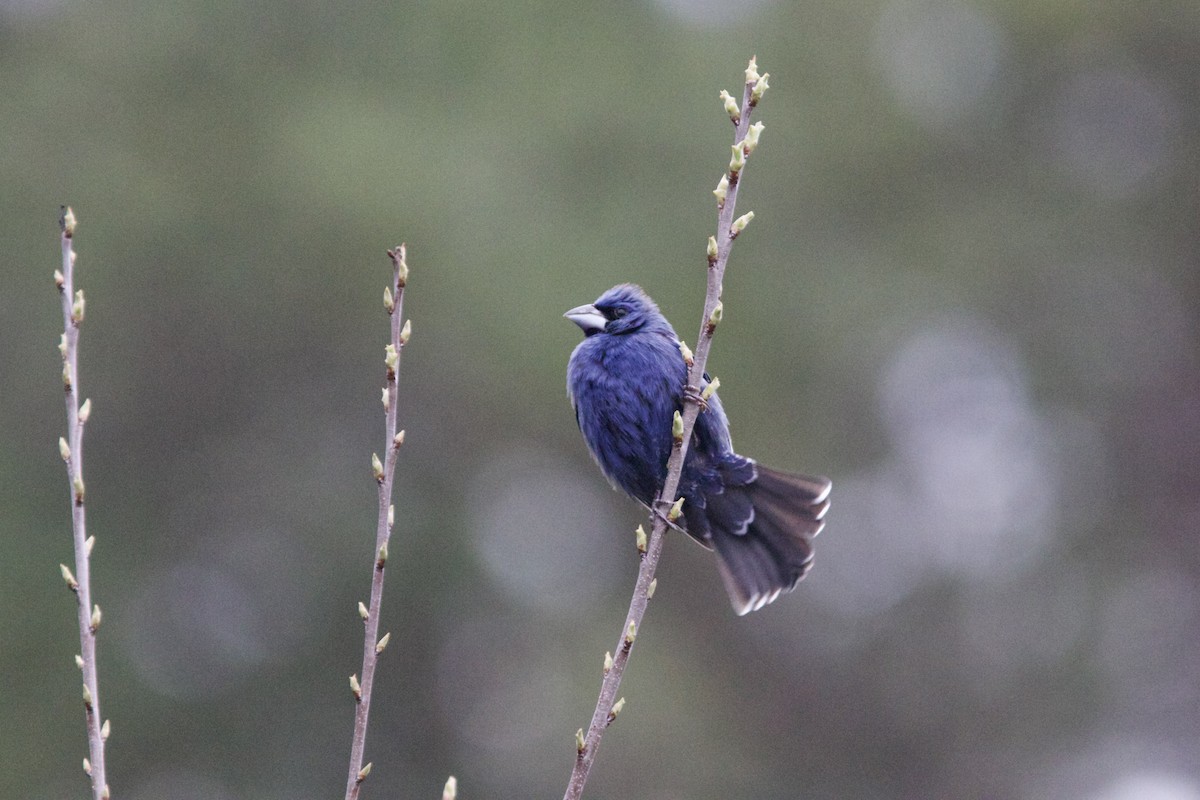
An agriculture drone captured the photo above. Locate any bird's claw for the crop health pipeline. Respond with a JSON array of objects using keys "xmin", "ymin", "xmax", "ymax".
[{"xmin": 682, "ymin": 384, "xmax": 708, "ymax": 412}]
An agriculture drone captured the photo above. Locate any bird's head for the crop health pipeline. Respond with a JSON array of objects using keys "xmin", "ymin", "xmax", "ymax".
[{"xmin": 564, "ymin": 284, "xmax": 667, "ymax": 338}]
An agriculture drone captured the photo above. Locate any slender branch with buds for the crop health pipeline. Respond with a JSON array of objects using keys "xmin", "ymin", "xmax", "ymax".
[
  {"xmin": 562, "ymin": 57, "xmax": 772, "ymax": 800},
  {"xmin": 344, "ymin": 245, "xmax": 413, "ymax": 800},
  {"xmin": 55, "ymin": 207, "xmax": 111, "ymax": 800}
]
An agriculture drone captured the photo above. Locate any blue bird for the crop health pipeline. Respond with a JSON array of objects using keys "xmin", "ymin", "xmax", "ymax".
[{"xmin": 565, "ymin": 284, "xmax": 831, "ymax": 614}]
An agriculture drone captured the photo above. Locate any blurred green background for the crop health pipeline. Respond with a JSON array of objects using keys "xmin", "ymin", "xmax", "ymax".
[{"xmin": 4, "ymin": 1, "xmax": 1200, "ymax": 798}]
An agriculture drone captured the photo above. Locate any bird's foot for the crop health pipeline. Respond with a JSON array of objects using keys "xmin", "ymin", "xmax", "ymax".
[{"xmin": 682, "ymin": 384, "xmax": 708, "ymax": 412}]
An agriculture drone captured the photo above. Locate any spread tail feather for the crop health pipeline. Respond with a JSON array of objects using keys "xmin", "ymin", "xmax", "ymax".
[{"xmin": 708, "ymin": 466, "xmax": 831, "ymax": 615}]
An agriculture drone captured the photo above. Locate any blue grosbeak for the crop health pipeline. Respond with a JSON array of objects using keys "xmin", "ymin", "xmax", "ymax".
[{"xmin": 566, "ymin": 284, "xmax": 830, "ymax": 614}]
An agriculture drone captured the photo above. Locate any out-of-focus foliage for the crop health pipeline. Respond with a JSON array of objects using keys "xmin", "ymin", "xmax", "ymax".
[{"xmin": 4, "ymin": 0, "xmax": 1200, "ymax": 798}]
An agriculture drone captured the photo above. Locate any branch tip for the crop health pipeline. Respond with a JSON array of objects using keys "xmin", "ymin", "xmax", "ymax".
[{"xmin": 61, "ymin": 206, "xmax": 77, "ymax": 237}]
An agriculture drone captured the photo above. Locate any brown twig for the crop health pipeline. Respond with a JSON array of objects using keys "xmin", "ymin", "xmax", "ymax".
[
  {"xmin": 55, "ymin": 207, "xmax": 111, "ymax": 800},
  {"xmin": 562, "ymin": 58, "xmax": 771, "ymax": 800},
  {"xmin": 344, "ymin": 244, "xmax": 412, "ymax": 800}
]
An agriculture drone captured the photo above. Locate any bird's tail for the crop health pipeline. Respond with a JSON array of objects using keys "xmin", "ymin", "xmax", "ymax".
[{"xmin": 699, "ymin": 464, "xmax": 831, "ymax": 615}]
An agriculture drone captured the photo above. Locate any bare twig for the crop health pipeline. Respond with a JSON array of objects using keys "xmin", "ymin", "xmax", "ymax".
[
  {"xmin": 55, "ymin": 207, "xmax": 111, "ymax": 800},
  {"xmin": 344, "ymin": 245, "xmax": 412, "ymax": 800},
  {"xmin": 563, "ymin": 58, "xmax": 771, "ymax": 800}
]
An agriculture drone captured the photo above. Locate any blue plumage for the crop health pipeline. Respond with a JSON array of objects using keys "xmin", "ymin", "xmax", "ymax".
[{"xmin": 566, "ymin": 284, "xmax": 831, "ymax": 614}]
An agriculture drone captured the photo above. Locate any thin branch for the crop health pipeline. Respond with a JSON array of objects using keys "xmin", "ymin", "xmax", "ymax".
[
  {"xmin": 344, "ymin": 244, "xmax": 412, "ymax": 800},
  {"xmin": 55, "ymin": 207, "xmax": 111, "ymax": 800},
  {"xmin": 562, "ymin": 58, "xmax": 771, "ymax": 800}
]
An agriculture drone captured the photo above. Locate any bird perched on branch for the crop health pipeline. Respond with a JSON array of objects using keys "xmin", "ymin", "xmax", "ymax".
[{"xmin": 565, "ymin": 284, "xmax": 830, "ymax": 615}]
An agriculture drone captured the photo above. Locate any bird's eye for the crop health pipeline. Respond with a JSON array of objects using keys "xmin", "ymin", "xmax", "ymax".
[{"xmin": 599, "ymin": 306, "xmax": 628, "ymax": 322}]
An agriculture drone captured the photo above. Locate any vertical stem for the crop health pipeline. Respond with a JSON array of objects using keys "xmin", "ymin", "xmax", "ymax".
[
  {"xmin": 345, "ymin": 245, "xmax": 410, "ymax": 800},
  {"xmin": 562, "ymin": 64, "xmax": 766, "ymax": 800},
  {"xmin": 57, "ymin": 208, "xmax": 110, "ymax": 800}
]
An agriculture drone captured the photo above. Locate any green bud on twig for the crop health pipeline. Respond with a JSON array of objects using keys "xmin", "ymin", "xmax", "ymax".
[
  {"xmin": 101, "ymin": 719, "xmax": 111, "ymax": 740},
  {"xmin": 394, "ymin": 430, "xmax": 406, "ymax": 448},
  {"xmin": 383, "ymin": 286, "xmax": 395, "ymax": 314},
  {"xmin": 706, "ymin": 301, "xmax": 723, "ymax": 334},
  {"xmin": 745, "ymin": 56, "xmax": 760, "ymax": 85},
  {"xmin": 63, "ymin": 361, "xmax": 72, "ymax": 390},
  {"xmin": 648, "ymin": 578, "xmax": 657, "ymax": 598},
  {"xmin": 730, "ymin": 212, "xmax": 754, "ymax": 239},
  {"xmin": 59, "ymin": 437, "xmax": 71, "ymax": 461},
  {"xmin": 719, "ymin": 89, "xmax": 740, "ymax": 124},
  {"xmin": 82, "ymin": 683, "xmax": 93, "ymax": 708},
  {"xmin": 381, "ymin": 387, "xmax": 390, "ymax": 412},
  {"xmin": 702, "ymin": 377, "xmax": 721, "ymax": 401},
  {"xmin": 375, "ymin": 632, "xmax": 390, "ymax": 654},
  {"xmin": 729, "ymin": 143, "xmax": 745, "ymax": 176},
  {"xmin": 388, "ymin": 504, "xmax": 394, "ymax": 528},
  {"xmin": 707, "ymin": 236, "xmax": 718, "ymax": 264},
  {"xmin": 83, "ymin": 758, "xmax": 91, "ymax": 776},
  {"xmin": 78, "ymin": 398, "xmax": 92, "ymax": 423},
  {"xmin": 625, "ymin": 620, "xmax": 637, "ymax": 645},
  {"xmin": 744, "ymin": 121, "xmax": 764, "ymax": 154},
  {"xmin": 371, "ymin": 453, "xmax": 384, "ymax": 483},
  {"xmin": 61, "ymin": 563, "xmax": 78, "ymax": 591},
  {"xmin": 357, "ymin": 762, "xmax": 372, "ymax": 783},
  {"xmin": 679, "ymin": 340, "xmax": 694, "ymax": 367},
  {"xmin": 609, "ymin": 697, "xmax": 626, "ymax": 722},
  {"xmin": 58, "ymin": 333, "xmax": 68, "ymax": 357},
  {"xmin": 752, "ymin": 72, "xmax": 770, "ymax": 105},
  {"xmin": 350, "ymin": 673, "xmax": 362, "ymax": 700},
  {"xmin": 575, "ymin": 728, "xmax": 586, "ymax": 754},
  {"xmin": 668, "ymin": 497, "xmax": 684, "ymax": 522},
  {"xmin": 442, "ymin": 776, "xmax": 458, "ymax": 800},
  {"xmin": 396, "ymin": 244, "xmax": 409, "ymax": 288},
  {"xmin": 672, "ymin": 410, "xmax": 684, "ymax": 445},
  {"xmin": 75, "ymin": 654, "xmax": 84, "ymax": 669},
  {"xmin": 713, "ymin": 174, "xmax": 730, "ymax": 208},
  {"xmin": 101, "ymin": 785, "xmax": 110, "ymax": 800},
  {"xmin": 71, "ymin": 290, "xmax": 85, "ymax": 324},
  {"xmin": 635, "ymin": 524, "xmax": 647, "ymax": 554},
  {"xmin": 384, "ymin": 344, "xmax": 399, "ymax": 374},
  {"xmin": 62, "ymin": 206, "xmax": 77, "ymax": 237},
  {"xmin": 399, "ymin": 319, "xmax": 412, "ymax": 345},
  {"xmin": 603, "ymin": 651, "xmax": 613, "ymax": 673},
  {"xmin": 377, "ymin": 541, "xmax": 388, "ymax": 568},
  {"xmin": 85, "ymin": 536, "xmax": 95, "ymax": 556},
  {"xmin": 90, "ymin": 604, "xmax": 102, "ymax": 632},
  {"xmin": 358, "ymin": 601, "xmax": 369, "ymax": 621},
  {"xmin": 55, "ymin": 270, "xmax": 65, "ymax": 291}
]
